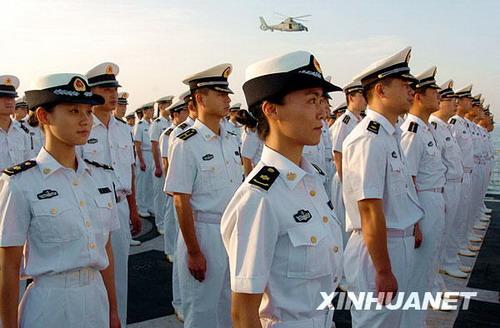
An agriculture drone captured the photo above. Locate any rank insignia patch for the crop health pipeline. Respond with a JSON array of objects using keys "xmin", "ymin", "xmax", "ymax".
[
  {"xmin": 37, "ymin": 189, "xmax": 59, "ymax": 200},
  {"xmin": 202, "ymin": 154, "xmax": 214, "ymax": 161},
  {"xmin": 294, "ymin": 209, "xmax": 312, "ymax": 223}
]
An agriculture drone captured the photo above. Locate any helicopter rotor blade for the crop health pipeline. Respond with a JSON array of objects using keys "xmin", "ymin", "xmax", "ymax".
[
  {"xmin": 273, "ymin": 12, "xmax": 288, "ymax": 18},
  {"xmin": 292, "ymin": 15, "xmax": 311, "ymax": 19}
]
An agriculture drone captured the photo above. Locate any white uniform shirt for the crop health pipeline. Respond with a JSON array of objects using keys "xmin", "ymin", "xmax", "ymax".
[
  {"xmin": 164, "ymin": 119, "xmax": 243, "ymax": 216},
  {"xmin": 225, "ymin": 119, "xmax": 243, "ymax": 143},
  {"xmin": 429, "ymin": 115, "xmax": 464, "ymax": 180},
  {"xmin": 24, "ymin": 123, "xmax": 44, "ymax": 158},
  {"xmin": 0, "ymin": 119, "xmax": 31, "ymax": 171},
  {"xmin": 449, "ymin": 115, "xmax": 474, "ymax": 170},
  {"xmin": 149, "ymin": 116, "xmax": 171, "ymax": 143},
  {"xmin": 221, "ymin": 146, "xmax": 343, "ymax": 323},
  {"xmin": 133, "ymin": 118, "xmax": 152, "ymax": 152},
  {"xmin": 400, "ymin": 114, "xmax": 446, "ymax": 190},
  {"xmin": 0, "ymin": 148, "xmax": 119, "ymax": 278},
  {"xmin": 331, "ymin": 109, "xmax": 361, "ymax": 153},
  {"xmin": 78, "ymin": 115, "xmax": 135, "ymax": 193},
  {"xmin": 342, "ymin": 109, "xmax": 423, "ymax": 231},
  {"xmin": 322, "ymin": 120, "xmax": 333, "ymax": 162},
  {"xmin": 302, "ymin": 135, "xmax": 326, "ymax": 173},
  {"xmin": 241, "ymin": 128, "xmax": 264, "ymax": 166}
]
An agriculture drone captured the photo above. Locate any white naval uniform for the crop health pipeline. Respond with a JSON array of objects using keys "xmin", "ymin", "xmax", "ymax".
[
  {"xmin": 78, "ymin": 114, "xmax": 135, "ymax": 327},
  {"xmin": 241, "ymin": 128, "xmax": 264, "ymax": 167},
  {"xmin": 149, "ymin": 116, "xmax": 171, "ymax": 231},
  {"xmin": 0, "ymin": 118, "xmax": 31, "ymax": 171},
  {"xmin": 330, "ymin": 109, "xmax": 361, "ymax": 247},
  {"xmin": 342, "ymin": 109, "xmax": 423, "ymax": 328},
  {"xmin": 0, "ymin": 149, "xmax": 119, "ymax": 328},
  {"xmin": 162, "ymin": 117, "xmax": 195, "ymax": 317},
  {"xmin": 303, "ymin": 131, "xmax": 327, "ymax": 187},
  {"xmin": 23, "ymin": 123, "xmax": 44, "ymax": 158},
  {"xmin": 164, "ymin": 119, "xmax": 243, "ymax": 328},
  {"xmin": 322, "ymin": 120, "xmax": 334, "ymax": 200},
  {"xmin": 449, "ymin": 115, "xmax": 474, "ymax": 252},
  {"xmin": 428, "ymin": 115, "xmax": 464, "ymax": 276},
  {"xmin": 221, "ymin": 146, "xmax": 343, "ymax": 327},
  {"xmin": 467, "ymin": 120, "xmax": 485, "ymax": 232},
  {"xmin": 400, "ymin": 114, "xmax": 446, "ymax": 326},
  {"xmin": 133, "ymin": 118, "xmax": 154, "ymax": 214},
  {"xmin": 225, "ymin": 119, "xmax": 243, "ymax": 144}
]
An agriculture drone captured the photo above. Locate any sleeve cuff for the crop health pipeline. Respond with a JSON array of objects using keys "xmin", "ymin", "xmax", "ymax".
[
  {"xmin": 353, "ymin": 188, "xmax": 383, "ymax": 201},
  {"xmin": 231, "ymin": 276, "xmax": 267, "ymax": 294},
  {"xmin": 0, "ymin": 234, "xmax": 26, "ymax": 247}
]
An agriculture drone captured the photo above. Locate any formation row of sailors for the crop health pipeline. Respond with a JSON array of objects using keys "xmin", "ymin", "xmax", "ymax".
[{"xmin": 0, "ymin": 45, "xmax": 494, "ymax": 328}]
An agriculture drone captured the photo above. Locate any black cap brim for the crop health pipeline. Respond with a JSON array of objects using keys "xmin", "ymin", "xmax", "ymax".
[{"xmin": 26, "ymin": 91, "xmax": 104, "ymax": 111}]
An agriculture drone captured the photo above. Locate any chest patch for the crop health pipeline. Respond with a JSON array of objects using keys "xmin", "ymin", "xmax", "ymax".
[
  {"xmin": 202, "ymin": 154, "xmax": 214, "ymax": 161},
  {"xmin": 37, "ymin": 189, "xmax": 59, "ymax": 200},
  {"xmin": 294, "ymin": 209, "xmax": 312, "ymax": 223},
  {"xmin": 87, "ymin": 138, "xmax": 98, "ymax": 144},
  {"xmin": 98, "ymin": 187, "xmax": 111, "ymax": 194}
]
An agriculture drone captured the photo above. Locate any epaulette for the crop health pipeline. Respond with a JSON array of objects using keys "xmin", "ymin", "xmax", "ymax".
[
  {"xmin": 155, "ymin": 118, "xmax": 161, "ymax": 123},
  {"xmin": 248, "ymin": 166, "xmax": 279, "ymax": 191},
  {"xmin": 19, "ymin": 123, "xmax": 30, "ymax": 134},
  {"xmin": 84, "ymin": 159, "xmax": 114, "ymax": 170},
  {"xmin": 227, "ymin": 131, "xmax": 237, "ymax": 136},
  {"xmin": 115, "ymin": 116, "xmax": 127, "ymax": 124},
  {"xmin": 342, "ymin": 115, "xmax": 351, "ymax": 125},
  {"xmin": 138, "ymin": 121, "xmax": 143, "ymax": 124},
  {"xmin": 450, "ymin": 118, "xmax": 457, "ymax": 125},
  {"xmin": 177, "ymin": 128, "xmax": 197, "ymax": 141},
  {"xmin": 408, "ymin": 122, "xmax": 418, "ymax": 133},
  {"xmin": 163, "ymin": 127, "xmax": 174, "ymax": 136},
  {"xmin": 178, "ymin": 123, "xmax": 188, "ymax": 130},
  {"xmin": 431, "ymin": 121, "xmax": 437, "ymax": 129},
  {"xmin": 311, "ymin": 163, "xmax": 325, "ymax": 176},
  {"xmin": 2, "ymin": 160, "xmax": 37, "ymax": 176},
  {"xmin": 367, "ymin": 120, "xmax": 380, "ymax": 134}
]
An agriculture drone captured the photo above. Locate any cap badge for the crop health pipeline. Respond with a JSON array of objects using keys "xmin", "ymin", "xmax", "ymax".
[
  {"xmin": 4, "ymin": 78, "xmax": 12, "ymax": 85},
  {"xmin": 313, "ymin": 57, "xmax": 322, "ymax": 73},
  {"xmin": 106, "ymin": 65, "xmax": 114, "ymax": 74},
  {"xmin": 74, "ymin": 78, "xmax": 86, "ymax": 92},
  {"xmin": 222, "ymin": 66, "xmax": 232, "ymax": 78}
]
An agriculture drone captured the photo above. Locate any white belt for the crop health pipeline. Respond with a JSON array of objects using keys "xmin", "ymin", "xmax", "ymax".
[
  {"xmin": 261, "ymin": 312, "xmax": 332, "ymax": 328},
  {"xmin": 446, "ymin": 177, "xmax": 463, "ymax": 183},
  {"xmin": 417, "ymin": 187, "xmax": 444, "ymax": 193},
  {"xmin": 353, "ymin": 225, "xmax": 415, "ymax": 238},
  {"xmin": 33, "ymin": 268, "xmax": 100, "ymax": 288},
  {"xmin": 195, "ymin": 212, "xmax": 221, "ymax": 224}
]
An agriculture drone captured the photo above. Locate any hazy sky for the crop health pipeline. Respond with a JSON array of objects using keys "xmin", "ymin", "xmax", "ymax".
[{"xmin": 3, "ymin": 0, "xmax": 500, "ymax": 116}]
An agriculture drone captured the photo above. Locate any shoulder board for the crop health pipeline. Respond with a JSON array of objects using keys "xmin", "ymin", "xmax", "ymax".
[
  {"xmin": 177, "ymin": 128, "xmax": 197, "ymax": 141},
  {"xmin": 248, "ymin": 166, "xmax": 279, "ymax": 191},
  {"xmin": 115, "ymin": 116, "xmax": 127, "ymax": 124},
  {"xmin": 366, "ymin": 120, "xmax": 380, "ymax": 134},
  {"xmin": 155, "ymin": 118, "xmax": 161, "ymax": 123},
  {"xmin": 179, "ymin": 123, "xmax": 188, "ymax": 130},
  {"xmin": 311, "ymin": 163, "xmax": 325, "ymax": 176},
  {"xmin": 342, "ymin": 115, "xmax": 351, "ymax": 125},
  {"xmin": 449, "ymin": 118, "xmax": 457, "ymax": 124},
  {"xmin": 164, "ymin": 127, "xmax": 174, "ymax": 136},
  {"xmin": 19, "ymin": 123, "xmax": 30, "ymax": 134},
  {"xmin": 408, "ymin": 121, "xmax": 418, "ymax": 133},
  {"xmin": 2, "ymin": 160, "xmax": 37, "ymax": 176},
  {"xmin": 138, "ymin": 121, "xmax": 143, "ymax": 124},
  {"xmin": 227, "ymin": 131, "xmax": 237, "ymax": 136},
  {"xmin": 84, "ymin": 159, "xmax": 114, "ymax": 170},
  {"xmin": 431, "ymin": 121, "xmax": 437, "ymax": 129}
]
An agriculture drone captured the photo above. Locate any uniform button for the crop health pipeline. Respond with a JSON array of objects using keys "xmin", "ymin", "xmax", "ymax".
[
  {"xmin": 43, "ymin": 168, "xmax": 51, "ymax": 175},
  {"xmin": 333, "ymin": 246, "xmax": 339, "ymax": 253},
  {"xmin": 89, "ymin": 243, "xmax": 96, "ymax": 249},
  {"xmin": 309, "ymin": 190, "xmax": 316, "ymax": 197},
  {"xmin": 50, "ymin": 208, "xmax": 57, "ymax": 215},
  {"xmin": 310, "ymin": 236, "xmax": 317, "ymax": 244},
  {"xmin": 107, "ymin": 202, "xmax": 113, "ymax": 208},
  {"xmin": 80, "ymin": 200, "xmax": 86, "ymax": 207},
  {"xmin": 225, "ymin": 160, "xmax": 229, "ymax": 164},
  {"xmin": 322, "ymin": 216, "xmax": 329, "ymax": 223},
  {"xmin": 287, "ymin": 172, "xmax": 296, "ymax": 181},
  {"xmin": 72, "ymin": 179, "xmax": 79, "ymax": 186},
  {"xmin": 85, "ymin": 221, "xmax": 91, "ymax": 228}
]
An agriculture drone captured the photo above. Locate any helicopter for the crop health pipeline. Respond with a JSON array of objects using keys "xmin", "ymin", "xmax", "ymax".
[{"xmin": 259, "ymin": 13, "xmax": 311, "ymax": 32}]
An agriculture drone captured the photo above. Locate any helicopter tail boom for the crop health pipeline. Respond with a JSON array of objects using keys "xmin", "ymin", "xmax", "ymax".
[{"xmin": 259, "ymin": 16, "xmax": 273, "ymax": 31}]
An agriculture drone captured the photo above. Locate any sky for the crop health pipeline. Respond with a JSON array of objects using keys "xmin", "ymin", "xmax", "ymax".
[{"xmin": 2, "ymin": 0, "xmax": 500, "ymax": 117}]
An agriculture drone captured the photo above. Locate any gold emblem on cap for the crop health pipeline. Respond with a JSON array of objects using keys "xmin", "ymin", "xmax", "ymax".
[
  {"xmin": 4, "ymin": 78, "xmax": 12, "ymax": 85},
  {"xmin": 74, "ymin": 78, "xmax": 86, "ymax": 92},
  {"xmin": 313, "ymin": 57, "xmax": 322, "ymax": 74},
  {"xmin": 287, "ymin": 172, "xmax": 296, "ymax": 181},
  {"xmin": 222, "ymin": 66, "xmax": 232, "ymax": 78},
  {"xmin": 106, "ymin": 65, "xmax": 114, "ymax": 74}
]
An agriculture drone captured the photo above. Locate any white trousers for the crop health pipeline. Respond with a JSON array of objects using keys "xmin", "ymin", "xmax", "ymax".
[
  {"xmin": 344, "ymin": 231, "xmax": 415, "ymax": 328},
  {"xmin": 177, "ymin": 221, "xmax": 231, "ymax": 328},
  {"xmin": 440, "ymin": 180, "xmax": 462, "ymax": 271},
  {"xmin": 467, "ymin": 166, "xmax": 483, "ymax": 235},
  {"xmin": 164, "ymin": 195, "xmax": 178, "ymax": 256},
  {"xmin": 152, "ymin": 172, "xmax": 167, "ymax": 230},
  {"xmin": 457, "ymin": 172, "xmax": 472, "ymax": 249},
  {"xmin": 331, "ymin": 174, "xmax": 349, "ymax": 248},
  {"xmin": 404, "ymin": 191, "xmax": 445, "ymax": 327},
  {"xmin": 136, "ymin": 150, "xmax": 154, "ymax": 214},
  {"xmin": 112, "ymin": 198, "xmax": 132, "ymax": 327},
  {"xmin": 19, "ymin": 270, "xmax": 108, "ymax": 328}
]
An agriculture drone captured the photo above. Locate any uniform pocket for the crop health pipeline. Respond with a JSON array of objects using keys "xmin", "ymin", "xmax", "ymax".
[
  {"xmin": 388, "ymin": 158, "xmax": 405, "ymax": 195},
  {"xmin": 286, "ymin": 224, "xmax": 332, "ymax": 279},
  {"xmin": 31, "ymin": 200, "xmax": 82, "ymax": 242},
  {"xmin": 93, "ymin": 194, "xmax": 115, "ymax": 233},
  {"xmin": 199, "ymin": 162, "xmax": 226, "ymax": 191},
  {"xmin": 83, "ymin": 143, "xmax": 104, "ymax": 159}
]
